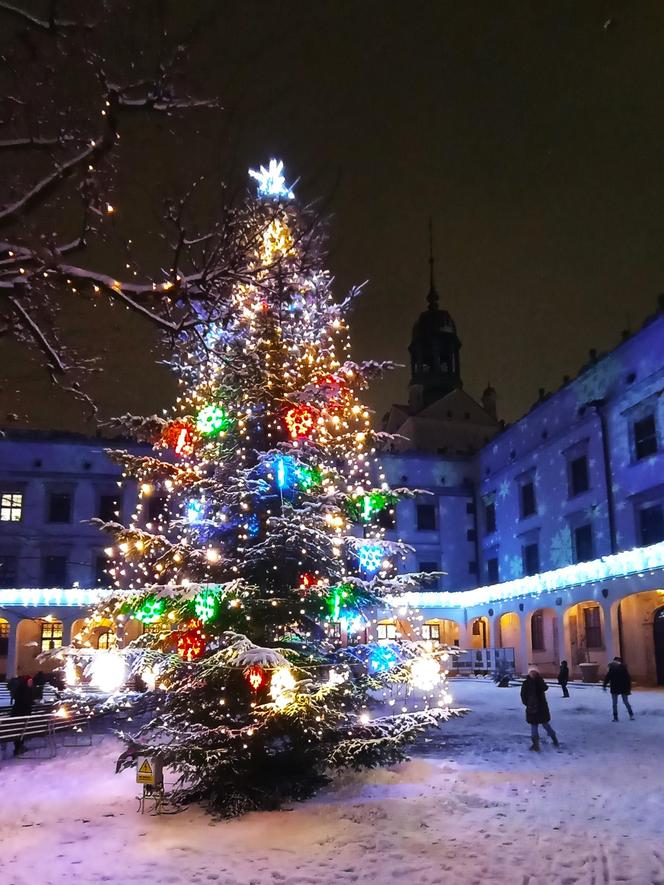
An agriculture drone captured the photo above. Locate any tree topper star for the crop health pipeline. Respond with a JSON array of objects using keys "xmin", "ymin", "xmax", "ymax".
[{"xmin": 248, "ymin": 158, "xmax": 294, "ymax": 200}]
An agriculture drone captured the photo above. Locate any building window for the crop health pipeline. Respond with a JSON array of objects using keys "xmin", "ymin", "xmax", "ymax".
[
  {"xmin": 468, "ymin": 560, "xmax": 478, "ymax": 575},
  {"xmin": 422, "ymin": 623, "xmax": 440, "ymax": 641},
  {"xmin": 41, "ymin": 555, "xmax": 67, "ymax": 586},
  {"xmin": 416, "ymin": 504, "xmax": 436, "ymax": 531},
  {"xmin": 522, "ymin": 542, "xmax": 540, "ymax": 576},
  {"xmin": 484, "ymin": 501, "xmax": 496, "ymax": 534},
  {"xmin": 531, "ymin": 611, "xmax": 545, "ymax": 651},
  {"xmin": 639, "ymin": 503, "xmax": 664, "ymax": 546},
  {"xmin": 573, "ymin": 524, "xmax": 594, "ymax": 562},
  {"xmin": 486, "ymin": 557, "xmax": 499, "ymax": 584},
  {"xmin": 0, "ymin": 492, "xmax": 23, "ymax": 522},
  {"xmin": 584, "ymin": 606, "xmax": 602, "ymax": 649},
  {"xmin": 520, "ymin": 481, "xmax": 537, "ymax": 518},
  {"xmin": 40, "ymin": 620, "xmax": 63, "ymax": 653},
  {"xmin": 0, "ymin": 554, "xmax": 17, "ymax": 588},
  {"xmin": 48, "ymin": 491, "xmax": 72, "ymax": 524},
  {"xmin": 569, "ymin": 455, "xmax": 589, "ymax": 496},
  {"xmin": 147, "ymin": 496, "xmax": 167, "ymax": 523},
  {"xmin": 95, "ymin": 555, "xmax": 111, "ymax": 588},
  {"xmin": 466, "ymin": 528, "xmax": 476, "ymax": 542},
  {"xmin": 97, "ymin": 631, "xmax": 111, "ymax": 650},
  {"xmin": 98, "ymin": 493, "xmax": 122, "ymax": 522},
  {"xmin": 466, "ymin": 502, "xmax": 475, "ymax": 515},
  {"xmin": 633, "ymin": 413, "xmax": 658, "ymax": 461},
  {"xmin": 377, "ymin": 507, "xmax": 396, "ymax": 529},
  {"xmin": 330, "ymin": 622, "xmax": 342, "ymax": 640},
  {"xmin": 377, "ymin": 623, "xmax": 396, "ymax": 641},
  {"xmin": 419, "ymin": 561, "xmax": 439, "ymax": 589}
]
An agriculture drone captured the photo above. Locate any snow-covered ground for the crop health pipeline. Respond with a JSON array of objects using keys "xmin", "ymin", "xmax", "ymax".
[{"xmin": 1, "ymin": 679, "xmax": 663, "ymax": 885}]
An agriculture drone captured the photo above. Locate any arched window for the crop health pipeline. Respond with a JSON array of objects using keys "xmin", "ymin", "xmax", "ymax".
[{"xmin": 97, "ymin": 631, "xmax": 111, "ymax": 650}]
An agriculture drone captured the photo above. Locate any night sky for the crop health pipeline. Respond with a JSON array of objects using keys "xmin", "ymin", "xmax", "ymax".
[{"xmin": 3, "ymin": 1, "xmax": 664, "ymax": 431}]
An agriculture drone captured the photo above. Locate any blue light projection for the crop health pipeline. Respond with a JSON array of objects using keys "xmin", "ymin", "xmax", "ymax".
[
  {"xmin": 186, "ymin": 499, "xmax": 205, "ymax": 524},
  {"xmin": 248, "ymin": 159, "xmax": 294, "ymax": 200},
  {"xmin": 369, "ymin": 644, "xmax": 399, "ymax": 673}
]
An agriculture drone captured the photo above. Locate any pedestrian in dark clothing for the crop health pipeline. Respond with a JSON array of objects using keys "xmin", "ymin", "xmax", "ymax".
[
  {"xmin": 520, "ymin": 667, "xmax": 559, "ymax": 751},
  {"xmin": 32, "ymin": 670, "xmax": 46, "ymax": 701},
  {"xmin": 603, "ymin": 656, "xmax": 634, "ymax": 721},
  {"xmin": 10, "ymin": 675, "xmax": 34, "ymax": 756},
  {"xmin": 557, "ymin": 660, "xmax": 570, "ymax": 698}
]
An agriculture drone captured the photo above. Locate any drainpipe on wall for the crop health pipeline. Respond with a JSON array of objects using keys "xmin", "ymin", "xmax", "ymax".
[{"xmin": 589, "ymin": 399, "xmax": 618, "ymax": 555}]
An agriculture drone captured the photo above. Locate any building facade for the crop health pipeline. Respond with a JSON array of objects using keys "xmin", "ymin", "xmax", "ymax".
[{"xmin": 1, "ymin": 294, "xmax": 664, "ymax": 684}]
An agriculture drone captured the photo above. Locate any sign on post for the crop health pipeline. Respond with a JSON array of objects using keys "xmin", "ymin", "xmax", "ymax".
[{"xmin": 136, "ymin": 755, "xmax": 163, "ymax": 787}]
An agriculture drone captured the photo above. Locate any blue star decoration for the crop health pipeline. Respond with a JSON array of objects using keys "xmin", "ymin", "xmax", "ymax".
[{"xmin": 248, "ymin": 158, "xmax": 294, "ymax": 200}]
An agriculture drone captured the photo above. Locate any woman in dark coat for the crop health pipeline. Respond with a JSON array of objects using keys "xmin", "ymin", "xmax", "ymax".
[
  {"xmin": 557, "ymin": 660, "xmax": 570, "ymax": 698},
  {"xmin": 520, "ymin": 667, "xmax": 559, "ymax": 751}
]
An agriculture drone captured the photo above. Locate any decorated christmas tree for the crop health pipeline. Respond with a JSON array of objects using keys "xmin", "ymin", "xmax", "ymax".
[{"xmin": 90, "ymin": 160, "xmax": 456, "ymax": 817}]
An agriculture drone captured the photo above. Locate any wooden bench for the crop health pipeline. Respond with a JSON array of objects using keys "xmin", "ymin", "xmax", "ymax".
[{"xmin": 0, "ymin": 706, "xmax": 93, "ymax": 761}]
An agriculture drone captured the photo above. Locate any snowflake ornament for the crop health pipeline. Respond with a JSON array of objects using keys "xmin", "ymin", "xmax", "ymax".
[{"xmin": 248, "ymin": 158, "xmax": 294, "ymax": 200}]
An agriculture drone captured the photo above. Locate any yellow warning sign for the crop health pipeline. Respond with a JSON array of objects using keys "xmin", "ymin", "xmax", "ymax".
[{"xmin": 136, "ymin": 755, "xmax": 161, "ymax": 786}]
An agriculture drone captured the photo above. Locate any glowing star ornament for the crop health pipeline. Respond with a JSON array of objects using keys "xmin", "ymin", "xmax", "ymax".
[
  {"xmin": 284, "ymin": 404, "xmax": 318, "ymax": 439},
  {"xmin": 177, "ymin": 621, "xmax": 206, "ymax": 661},
  {"xmin": 270, "ymin": 666, "xmax": 296, "ymax": 709},
  {"xmin": 410, "ymin": 656, "xmax": 441, "ymax": 692},
  {"xmin": 248, "ymin": 158, "xmax": 294, "ymax": 200},
  {"xmin": 196, "ymin": 404, "xmax": 230, "ymax": 437},
  {"xmin": 90, "ymin": 652, "xmax": 126, "ymax": 693},
  {"xmin": 244, "ymin": 665, "xmax": 265, "ymax": 691}
]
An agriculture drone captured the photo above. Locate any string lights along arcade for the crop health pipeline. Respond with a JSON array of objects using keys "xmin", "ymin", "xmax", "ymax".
[{"xmin": 88, "ymin": 160, "xmax": 456, "ymax": 817}]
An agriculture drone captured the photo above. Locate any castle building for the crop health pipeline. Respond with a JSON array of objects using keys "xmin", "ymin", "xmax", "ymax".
[{"xmin": 1, "ymin": 288, "xmax": 663, "ymax": 684}]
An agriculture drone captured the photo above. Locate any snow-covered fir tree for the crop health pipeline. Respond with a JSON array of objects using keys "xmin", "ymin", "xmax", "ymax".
[{"xmin": 90, "ymin": 160, "xmax": 457, "ymax": 817}]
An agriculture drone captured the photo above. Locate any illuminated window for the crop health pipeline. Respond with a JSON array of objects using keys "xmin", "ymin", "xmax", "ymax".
[
  {"xmin": 97, "ymin": 631, "xmax": 111, "ymax": 650},
  {"xmin": 0, "ymin": 492, "xmax": 23, "ymax": 522},
  {"xmin": 330, "ymin": 622, "xmax": 342, "ymax": 639},
  {"xmin": 0, "ymin": 619, "xmax": 9, "ymax": 656},
  {"xmin": 376, "ymin": 623, "xmax": 396, "ymax": 641},
  {"xmin": 422, "ymin": 623, "xmax": 440, "ymax": 641},
  {"xmin": 40, "ymin": 620, "xmax": 63, "ymax": 653},
  {"xmin": 531, "ymin": 611, "xmax": 545, "ymax": 651}
]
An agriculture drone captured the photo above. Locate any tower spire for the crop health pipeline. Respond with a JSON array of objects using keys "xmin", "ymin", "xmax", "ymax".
[{"xmin": 427, "ymin": 216, "xmax": 438, "ymax": 309}]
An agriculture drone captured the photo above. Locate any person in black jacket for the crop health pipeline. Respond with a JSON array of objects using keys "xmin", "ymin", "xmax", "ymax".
[
  {"xmin": 10, "ymin": 674, "xmax": 34, "ymax": 756},
  {"xmin": 557, "ymin": 660, "xmax": 570, "ymax": 698},
  {"xmin": 603, "ymin": 656, "xmax": 634, "ymax": 721},
  {"xmin": 520, "ymin": 667, "xmax": 559, "ymax": 751}
]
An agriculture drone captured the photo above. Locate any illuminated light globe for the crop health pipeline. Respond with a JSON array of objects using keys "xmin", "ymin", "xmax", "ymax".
[
  {"xmin": 177, "ymin": 621, "xmax": 206, "ymax": 661},
  {"xmin": 194, "ymin": 589, "xmax": 218, "ymax": 623},
  {"xmin": 196, "ymin": 404, "xmax": 230, "ymax": 437},
  {"xmin": 248, "ymin": 158, "xmax": 294, "ymax": 200},
  {"xmin": 369, "ymin": 645, "xmax": 399, "ymax": 673},
  {"xmin": 186, "ymin": 498, "xmax": 205, "ymax": 524},
  {"xmin": 284, "ymin": 404, "xmax": 317, "ymax": 439},
  {"xmin": 357, "ymin": 542, "xmax": 385, "ymax": 574},
  {"xmin": 410, "ymin": 656, "xmax": 441, "ymax": 692},
  {"xmin": 244, "ymin": 665, "xmax": 265, "ymax": 691},
  {"xmin": 295, "ymin": 463, "xmax": 322, "ymax": 492},
  {"xmin": 270, "ymin": 666, "xmax": 296, "ymax": 709},
  {"xmin": 135, "ymin": 597, "xmax": 166, "ymax": 624},
  {"xmin": 90, "ymin": 652, "xmax": 126, "ymax": 693},
  {"xmin": 162, "ymin": 420, "xmax": 196, "ymax": 457}
]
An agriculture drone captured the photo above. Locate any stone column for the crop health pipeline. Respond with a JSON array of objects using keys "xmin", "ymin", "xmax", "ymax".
[{"xmin": 5, "ymin": 618, "xmax": 19, "ymax": 679}]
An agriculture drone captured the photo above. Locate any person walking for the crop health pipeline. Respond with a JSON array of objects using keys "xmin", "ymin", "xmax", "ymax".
[
  {"xmin": 520, "ymin": 667, "xmax": 559, "ymax": 751},
  {"xmin": 603, "ymin": 656, "xmax": 634, "ymax": 721},
  {"xmin": 557, "ymin": 660, "xmax": 570, "ymax": 698},
  {"xmin": 10, "ymin": 674, "xmax": 34, "ymax": 756}
]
